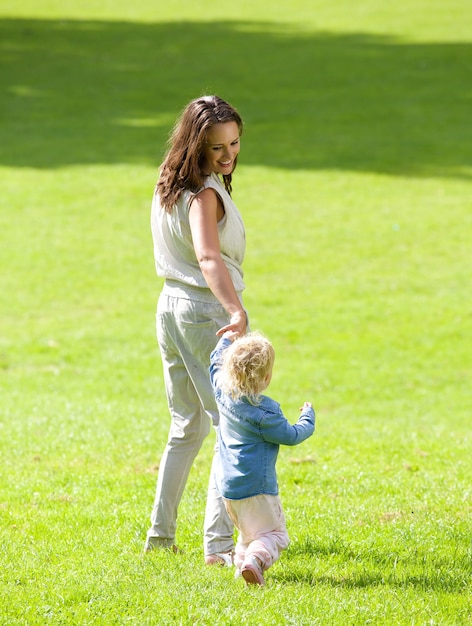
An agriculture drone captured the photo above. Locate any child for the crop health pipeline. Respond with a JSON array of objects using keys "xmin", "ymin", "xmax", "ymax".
[{"xmin": 209, "ymin": 331, "xmax": 315, "ymax": 586}]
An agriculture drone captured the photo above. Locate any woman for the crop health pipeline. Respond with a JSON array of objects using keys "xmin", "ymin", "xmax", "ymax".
[{"xmin": 144, "ymin": 96, "xmax": 248, "ymax": 566}]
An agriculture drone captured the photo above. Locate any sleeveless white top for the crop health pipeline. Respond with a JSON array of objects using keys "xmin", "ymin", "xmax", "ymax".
[{"xmin": 151, "ymin": 172, "xmax": 246, "ymax": 293}]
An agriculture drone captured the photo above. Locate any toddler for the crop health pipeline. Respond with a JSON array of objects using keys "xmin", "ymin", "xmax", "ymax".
[{"xmin": 210, "ymin": 332, "xmax": 315, "ymax": 585}]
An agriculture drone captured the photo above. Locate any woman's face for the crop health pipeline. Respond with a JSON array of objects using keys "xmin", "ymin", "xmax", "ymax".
[{"xmin": 202, "ymin": 121, "xmax": 241, "ymax": 176}]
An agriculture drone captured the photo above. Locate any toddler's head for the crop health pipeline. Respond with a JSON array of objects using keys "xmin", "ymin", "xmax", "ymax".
[{"xmin": 221, "ymin": 332, "xmax": 275, "ymax": 403}]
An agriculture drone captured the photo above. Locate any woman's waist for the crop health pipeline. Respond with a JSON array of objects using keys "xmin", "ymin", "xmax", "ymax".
[{"xmin": 162, "ymin": 279, "xmax": 243, "ymax": 304}]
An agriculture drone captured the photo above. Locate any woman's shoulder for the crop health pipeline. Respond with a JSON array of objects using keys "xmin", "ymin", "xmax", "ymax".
[
  {"xmin": 184, "ymin": 175, "xmax": 218, "ymax": 204},
  {"xmin": 201, "ymin": 173, "xmax": 227, "ymax": 197}
]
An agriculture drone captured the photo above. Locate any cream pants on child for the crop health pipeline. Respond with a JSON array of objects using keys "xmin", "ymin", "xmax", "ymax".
[{"xmin": 223, "ymin": 494, "xmax": 290, "ymax": 571}]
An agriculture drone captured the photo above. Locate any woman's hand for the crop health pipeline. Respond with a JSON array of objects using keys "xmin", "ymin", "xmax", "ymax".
[{"xmin": 216, "ymin": 309, "xmax": 247, "ymax": 338}]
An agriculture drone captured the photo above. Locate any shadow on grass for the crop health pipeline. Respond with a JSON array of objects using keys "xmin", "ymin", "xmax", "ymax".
[
  {"xmin": 276, "ymin": 537, "xmax": 470, "ymax": 592},
  {"xmin": 273, "ymin": 570, "xmax": 469, "ymax": 593},
  {"xmin": 1, "ymin": 17, "xmax": 471, "ymax": 178}
]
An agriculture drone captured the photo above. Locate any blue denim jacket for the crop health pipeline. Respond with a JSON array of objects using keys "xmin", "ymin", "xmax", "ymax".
[{"xmin": 210, "ymin": 337, "xmax": 315, "ymax": 500}]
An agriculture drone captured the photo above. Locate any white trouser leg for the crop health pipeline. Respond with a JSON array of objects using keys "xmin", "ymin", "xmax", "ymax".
[
  {"xmin": 147, "ymin": 292, "xmax": 235, "ymax": 552},
  {"xmin": 204, "ymin": 438, "xmax": 235, "ymax": 555}
]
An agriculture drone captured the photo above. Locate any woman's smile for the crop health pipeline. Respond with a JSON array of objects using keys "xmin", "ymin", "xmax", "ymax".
[{"xmin": 203, "ymin": 121, "xmax": 241, "ymax": 175}]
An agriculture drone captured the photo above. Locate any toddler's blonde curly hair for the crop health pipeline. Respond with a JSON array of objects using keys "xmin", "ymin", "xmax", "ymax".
[{"xmin": 220, "ymin": 332, "xmax": 275, "ymax": 403}]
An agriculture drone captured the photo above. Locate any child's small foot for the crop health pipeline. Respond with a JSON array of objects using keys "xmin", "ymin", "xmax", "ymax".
[{"xmin": 241, "ymin": 556, "xmax": 265, "ymax": 586}]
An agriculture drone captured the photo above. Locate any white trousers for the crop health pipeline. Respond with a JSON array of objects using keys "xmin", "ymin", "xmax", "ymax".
[
  {"xmin": 146, "ymin": 285, "xmax": 236, "ymax": 555},
  {"xmin": 224, "ymin": 494, "xmax": 290, "ymax": 571}
]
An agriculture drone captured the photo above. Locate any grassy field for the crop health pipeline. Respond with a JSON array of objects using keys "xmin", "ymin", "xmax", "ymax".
[{"xmin": 1, "ymin": 0, "xmax": 471, "ymax": 624}]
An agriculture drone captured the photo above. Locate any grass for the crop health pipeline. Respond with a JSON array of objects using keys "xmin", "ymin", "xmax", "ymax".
[{"xmin": 1, "ymin": 0, "xmax": 471, "ymax": 624}]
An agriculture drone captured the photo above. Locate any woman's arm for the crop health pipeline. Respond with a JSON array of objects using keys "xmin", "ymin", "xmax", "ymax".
[{"xmin": 189, "ymin": 188, "xmax": 247, "ymax": 337}]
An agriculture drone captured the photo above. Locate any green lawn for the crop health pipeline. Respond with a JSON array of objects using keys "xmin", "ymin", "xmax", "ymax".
[{"xmin": 1, "ymin": 1, "xmax": 471, "ymax": 624}]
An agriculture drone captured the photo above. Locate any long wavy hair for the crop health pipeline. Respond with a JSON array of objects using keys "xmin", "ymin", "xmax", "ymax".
[
  {"xmin": 156, "ymin": 95, "xmax": 244, "ymax": 212},
  {"xmin": 220, "ymin": 332, "xmax": 275, "ymax": 404}
]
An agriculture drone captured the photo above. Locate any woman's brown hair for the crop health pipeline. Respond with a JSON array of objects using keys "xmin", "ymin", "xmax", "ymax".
[{"xmin": 156, "ymin": 95, "xmax": 243, "ymax": 212}]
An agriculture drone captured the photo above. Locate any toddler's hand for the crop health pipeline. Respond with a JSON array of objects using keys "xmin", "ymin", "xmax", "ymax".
[{"xmin": 300, "ymin": 401, "xmax": 313, "ymax": 410}]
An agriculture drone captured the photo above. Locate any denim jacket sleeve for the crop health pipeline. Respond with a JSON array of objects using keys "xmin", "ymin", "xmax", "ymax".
[
  {"xmin": 209, "ymin": 336, "xmax": 232, "ymax": 392},
  {"xmin": 259, "ymin": 402, "xmax": 315, "ymax": 446}
]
